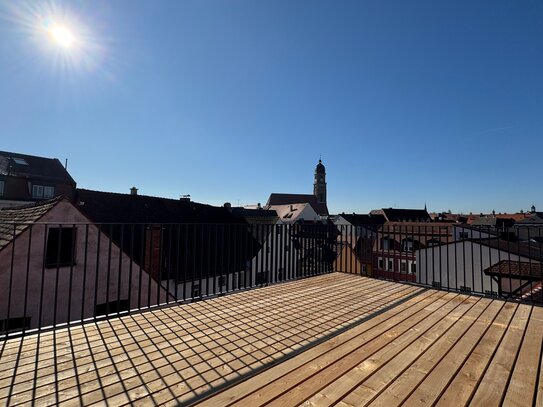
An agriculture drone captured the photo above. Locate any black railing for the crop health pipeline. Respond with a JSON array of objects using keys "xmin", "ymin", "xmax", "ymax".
[
  {"xmin": 2, "ymin": 220, "xmax": 542, "ymax": 338},
  {"xmin": 334, "ymin": 223, "xmax": 543, "ymax": 304},
  {"xmin": 0, "ymin": 222, "xmax": 338, "ymax": 338}
]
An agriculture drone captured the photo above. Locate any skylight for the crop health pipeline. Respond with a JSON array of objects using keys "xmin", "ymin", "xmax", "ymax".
[{"xmin": 12, "ymin": 157, "xmax": 29, "ymax": 165}]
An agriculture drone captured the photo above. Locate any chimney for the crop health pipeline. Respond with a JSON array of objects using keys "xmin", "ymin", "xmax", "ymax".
[
  {"xmin": 257, "ymin": 203, "xmax": 262, "ymax": 209},
  {"xmin": 224, "ymin": 202, "xmax": 232, "ymax": 209},
  {"xmin": 180, "ymin": 194, "xmax": 191, "ymax": 202},
  {"xmin": 130, "ymin": 187, "xmax": 138, "ymax": 196}
]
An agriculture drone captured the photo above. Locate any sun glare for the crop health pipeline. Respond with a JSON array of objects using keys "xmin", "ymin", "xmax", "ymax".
[{"xmin": 49, "ymin": 25, "xmax": 76, "ymax": 48}]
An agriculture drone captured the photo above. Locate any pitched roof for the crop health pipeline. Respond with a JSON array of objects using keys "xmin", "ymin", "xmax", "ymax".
[
  {"xmin": 471, "ymin": 217, "xmax": 516, "ymax": 228},
  {"xmin": 0, "ymin": 151, "xmax": 75, "ymax": 184},
  {"xmin": 75, "ymin": 189, "xmax": 246, "ymax": 224},
  {"xmin": 266, "ymin": 193, "xmax": 328, "ymax": 216},
  {"xmin": 484, "ymin": 260, "xmax": 543, "ymax": 281},
  {"xmin": 267, "ymin": 203, "xmax": 315, "ymax": 222},
  {"xmin": 0, "ymin": 197, "xmax": 61, "ymax": 251},
  {"xmin": 458, "ymin": 238, "xmax": 543, "ymax": 261},
  {"xmin": 230, "ymin": 207, "xmax": 279, "ymax": 224},
  {"xmin": 340, "ymin": 213, "xmax": 386, "ymax": 226},
  {"xmin": 381, "ymin": 208, "xmax": 431, "ymax": 222},
  {"xmin": 516, "ymin": 213, "xmax": 543, "ymax": 225}
]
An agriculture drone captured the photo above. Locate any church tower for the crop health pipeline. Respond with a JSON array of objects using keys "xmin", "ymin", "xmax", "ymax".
[{"xmin": 313, "ymin": 159, "xmax": 327, "ymax": 204}]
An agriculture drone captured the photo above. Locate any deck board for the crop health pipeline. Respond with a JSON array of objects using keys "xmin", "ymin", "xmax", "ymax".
[
  {"xmin": 0, "ymin": 273, "xmax": 421, "ymax": 406},
  {"xmin": 1, "ymin": 272, "xmax": 543, "ymax": 406}
]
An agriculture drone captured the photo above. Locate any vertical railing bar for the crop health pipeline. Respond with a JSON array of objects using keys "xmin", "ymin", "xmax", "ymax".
[
  {"xmin": 127, "ymin": 224, "xmax": 134, "ymax": 310},
  {"xmin": 219, "ymin": 223, "xmax": 224, "ymax": 295},
  {"xmin": 6, "ymin": 224, "xmax": 17, "ymax": 336},
  {"xmin": 38, "ymin": 224, "xmax": 48, "ymax": 332},
  {"xmin": 116, "ymin": 224, "xmax": 124, "ymax": 315},
  {"xmin": 157, "ymin": 225, "xmax": 164, "ymax": 306},
  {"xmin": 81, "ymin": 224, "xmax": 89, "ymax": 322},
  {"xmin": 166, "ymin": 224, "xmax": 173, "ymax": 304},
  {"xmin": 67, "ymin": 224, "xmax": 76, "ymax": 325},
  {"xmin": 213, "ymin": 224, "xmax": 218, "ymax": 295},
  {"xmin": 93, "ymin": 225, "xmax": 102, "ymax": 321},
  {"xmin": 53, "ymin": 225, "xmax": 62, "ymax": 327},
  {"xmin": 175, "ymin": 224, "xmax": 180, "ymax": 302},
  {"xmin": 105, "ymin": 224, "xmax": 113, "ymax": 316},
  {"xmin": 224, "ymin": 224, "xmax": 230, "ymax": 293},
  {"xmin": 527, "ymin": 226, "xmax": 533, "ymax": 303},
  {"xmin": 21, "ymin": 225, "xmax": 33, "ymax": 336},
  {"xmin": 138, "ymin": 224, "xmax": 145, "ymax": 309},
  {"xmin": 147, "ymin": 225, "xmax": 154, "ymax": 308},
  {"xmin": 183, "ymin": 224, "xmax": 188, "ymax": 301}
]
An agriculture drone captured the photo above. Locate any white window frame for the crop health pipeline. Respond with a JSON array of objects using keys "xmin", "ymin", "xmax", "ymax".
[
  {"xmin": 32, "ymin": 185, "xmax": 44, "ymax": 199},
  {"xmin": 44, "ymin": 186, "xmax": 55, "ymax": 199}
]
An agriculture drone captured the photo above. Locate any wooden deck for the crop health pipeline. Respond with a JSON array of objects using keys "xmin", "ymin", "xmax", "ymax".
[{"xmin": 1, "ymin": 273, "xmax": 543, "ymax": 406}]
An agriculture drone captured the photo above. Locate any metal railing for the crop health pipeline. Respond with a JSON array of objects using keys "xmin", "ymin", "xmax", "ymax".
[
  {"xmin": 0, "ymin": 222, "xmax": 338, "ymax": 338},
  {"xmin": 334, "ymin": 223, "xmax": 543, "ymax": 304},
  {"xmin": 2, "ymin": 220, "xmax": 542, "ymax": 338}
]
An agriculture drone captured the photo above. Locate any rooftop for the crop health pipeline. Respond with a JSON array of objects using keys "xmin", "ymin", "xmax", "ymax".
[{"xmin": 1, "ymin": 273, "xmax": 542, "ymax": 406}]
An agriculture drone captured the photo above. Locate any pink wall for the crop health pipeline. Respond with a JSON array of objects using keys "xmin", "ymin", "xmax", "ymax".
[{"xmin": 0, "ymin": 201, "xmax": 172, "ymax": 331}]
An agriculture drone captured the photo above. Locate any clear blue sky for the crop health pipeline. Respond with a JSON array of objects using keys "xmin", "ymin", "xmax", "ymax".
[{"xmin": 0, "ymin": 1, "xmax": 541, "ymax": 214}]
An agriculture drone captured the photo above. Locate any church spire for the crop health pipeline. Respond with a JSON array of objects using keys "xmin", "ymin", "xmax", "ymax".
[{"xmin": 314, "ymin": 159, "xmax": 327, "ymax": 204}]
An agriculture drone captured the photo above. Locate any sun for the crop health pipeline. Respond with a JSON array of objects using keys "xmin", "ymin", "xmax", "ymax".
[{"xmin": 49, "ymin": 24, "xmax": 76, "ymax": 49}]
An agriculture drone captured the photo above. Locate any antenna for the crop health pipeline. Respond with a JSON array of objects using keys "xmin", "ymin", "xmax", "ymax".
[{"xmin": 65, "ymin": 158, "xmax": 68, "ymax": 170}]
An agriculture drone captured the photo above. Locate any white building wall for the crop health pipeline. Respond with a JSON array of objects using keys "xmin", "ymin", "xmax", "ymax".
[{"xmin": 416, "ymin": 241, "xmax": 530, "ymax": 295}]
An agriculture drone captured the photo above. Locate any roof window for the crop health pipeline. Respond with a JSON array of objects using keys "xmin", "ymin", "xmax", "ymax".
[{"xmin": 12, "ymin": 157, "xmax": 28, "ymax": 165}]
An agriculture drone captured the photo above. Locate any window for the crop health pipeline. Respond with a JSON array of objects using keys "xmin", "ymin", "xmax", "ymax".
[
  {"xmin": 401, "ymin": 238, "xmax": 418, "ymax": 252},
  {"xmin": 400, "ymin": 261, "xmax": 407, "ymax": 272},
  {"xmin": 44, "ymin": 186, "xmax": 55, "ymax": 198},
  {"xmin": 32, "ymin": 185, "xmax": 44, "ymax": 199},
  {"xmin": 95, "ymin": 299, "xmax": 129, "ymax": 317},
  {"xmin": 0, "ymin": 317, "xmax": 30, "ymax": 332},
  {"xmin": 32, "ymin": 185, "xmax": 55, "ymax": 199},
  {"xmin": 12, "ymin": 157, "xmax": 28, "ymax": 165},
  {"xmin": 0, "ymin": 180, "xmax": 4, "ymax": 196},
  {"xmin": 381, "ymin": 237, "xmax": 392, "ymax": 250},
  {"xmin": 45, "ymin": 227, "xmax": 76, "ymax": 267},
  {"xmin": 411, "ymin": 262, "xmax": 417, "ymax": 274},
  {"xmin": 378, "ymin": 258, "xmax": 384, "ymax": 269},
  {"xmin": 388, "ymin": 259, "xmax": 394, "ymax": 270}
]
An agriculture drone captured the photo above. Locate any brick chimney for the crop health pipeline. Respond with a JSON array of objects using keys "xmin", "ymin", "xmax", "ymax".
[{"xmin": 130, "ymin": 187, "xmax": 138, "ymax": 196}]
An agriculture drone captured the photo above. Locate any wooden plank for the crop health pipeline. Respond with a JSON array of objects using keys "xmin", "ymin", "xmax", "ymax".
[
  {"xmin": 502, "ymin": 305, "xmax": 543, "ymax": 407},
  {"xmin": 222, "ymin": 291, "xmax": 449, "ymax": 407},
  {"xmin": 1, "ymin": 274, "xmax": 420, "ymax": 406},
  {"xmin": 466, "ymin": 303, "xmax": 531, "ymax": 406},
  {"xmin": 311, "ymin": 294, "xmax": 480, "ymax": 407},
  {"xmin": 195, "ymin": 290, "xmax": 438, "ymax": 407},
  {"xmin": 6, "ymin": 276, "xmax": 394, "ymax": 400},
  {"xmin": 402, "ymin": 299, "xmax": 507, "ymax": 406},
  {"xmin": 368, "ymin": 297, "xmax": 498, "ymax": 406},
  {"xmin": 434, "ymin": 301, "xmax": 517, "ymax": 407},
  {"xmin": 92, "ymin": 285, "xmax": 421, "ymax": 407},
  {"xmin": 298, "ymin": 293, "xmax": 470, "ymax": 406}
]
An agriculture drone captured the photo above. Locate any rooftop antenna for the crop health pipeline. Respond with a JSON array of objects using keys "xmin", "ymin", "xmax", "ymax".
[{"xmin": 65, "ymin": 158, "xmax": 68, "ymax": 170}]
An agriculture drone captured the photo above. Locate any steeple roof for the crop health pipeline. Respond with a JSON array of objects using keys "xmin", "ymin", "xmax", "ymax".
[{"xmin": 316, "ymin": 159, "xmax": 325, "ymax": 174}]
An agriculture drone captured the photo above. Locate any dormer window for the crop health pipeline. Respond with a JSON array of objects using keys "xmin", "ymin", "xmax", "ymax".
[{"xmin": 32, "ymin": 185, "xmax": 55, "ymax": 199}]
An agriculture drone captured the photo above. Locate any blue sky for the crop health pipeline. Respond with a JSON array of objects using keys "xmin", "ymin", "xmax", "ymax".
[{"xmin": 0, "ymin": 1, "xmax": 541, "ymax": 214}]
